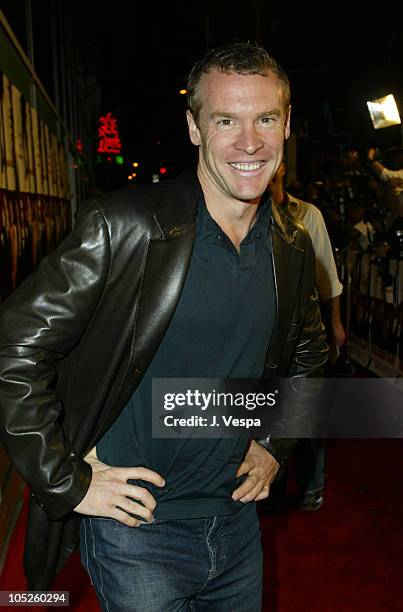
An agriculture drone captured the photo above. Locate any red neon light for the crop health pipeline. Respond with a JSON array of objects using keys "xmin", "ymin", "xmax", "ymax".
[
  {"xmin": 76, "ymin": 138, "xmax": 83, "ymax": 154},
  {"xmin": 97, "ymin": 112, "xmax": 122, "ymax": 154},
  {"xmin": 159, "ymin": 167, "xmax": 167, "ymax": 174}
]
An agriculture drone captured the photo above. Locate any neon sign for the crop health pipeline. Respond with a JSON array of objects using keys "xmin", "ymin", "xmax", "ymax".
[{"xmin": 97, "ymin": 112, "xmax": 122, "ymax": 154}]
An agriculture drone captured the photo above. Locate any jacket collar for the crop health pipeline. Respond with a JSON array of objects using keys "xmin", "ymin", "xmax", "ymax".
[
  {"xmin": 153, "ymin": 169, "xmax": 201, "ymax": 239},
  {"xmin": 154, "ymin": 168, "xmax": 299, "ymax": 247}
]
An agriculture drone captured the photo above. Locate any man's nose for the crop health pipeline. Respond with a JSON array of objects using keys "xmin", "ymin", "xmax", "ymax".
[{"xmin": 234, "ymin": 125, "xmax": 264, "ymax": 155}]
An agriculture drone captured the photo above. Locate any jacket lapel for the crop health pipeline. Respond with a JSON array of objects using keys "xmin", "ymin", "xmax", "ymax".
[
  {"xmin": 132, "ymin": 227, "xmax": 196, "ymax": 373},
  {"xmin": 266, "ymin": 209, "xmax": 305, "ymax": 369},
  {"xmin": 129, "ymin": 172, "xmax": 200, "ymax": 375}
]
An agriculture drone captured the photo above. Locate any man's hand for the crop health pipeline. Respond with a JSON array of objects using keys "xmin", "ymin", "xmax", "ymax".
[
  {"xmin": 367, "ymin": 147, "xmax": 377, "ymax": 162},
  {"xmin": 232, "ymin": 440, "xmax": 279, "ymax": 503},
  {"xmin": 74, "ymin": 456, "xmax": 165, "ymax": 527}
]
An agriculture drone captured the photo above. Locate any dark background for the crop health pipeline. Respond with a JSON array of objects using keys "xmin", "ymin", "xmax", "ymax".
[{"xmin": 1, "ymin": 0, "xmax": 403, "ymax": 185}]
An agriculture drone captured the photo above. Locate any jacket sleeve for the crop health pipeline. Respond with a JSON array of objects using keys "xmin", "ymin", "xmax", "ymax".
[
  {"xmin": 258, "ymin": 229, "xmax": 328, "ymax": 463},
  {"xmin": 0, "ymin": 201, "xmax": 111, "ymax": 520}
]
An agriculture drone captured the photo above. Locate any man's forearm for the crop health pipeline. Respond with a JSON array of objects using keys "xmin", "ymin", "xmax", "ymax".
[
  {"xmin": 324, "ymin": 294, "xmax": 341, "ymax": 327},
  {"xmin": 324, "ymin": 295, "xmax": 345, "ymax": 346}
]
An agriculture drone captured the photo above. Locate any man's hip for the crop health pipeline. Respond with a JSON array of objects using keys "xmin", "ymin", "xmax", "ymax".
[{"xmin": 80, "ymin": 501, "xmax": 262, "ymax": 612}]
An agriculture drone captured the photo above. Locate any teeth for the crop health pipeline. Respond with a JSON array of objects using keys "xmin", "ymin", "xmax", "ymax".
[{"xmin": 230, "ymin": 162, "xmax": 264, "ymax": 171}]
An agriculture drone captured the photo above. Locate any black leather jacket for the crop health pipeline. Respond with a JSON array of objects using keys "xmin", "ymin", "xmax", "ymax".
[{"xmin": 0, "ymin": 171, "xmax": 327, "ymax": 588}]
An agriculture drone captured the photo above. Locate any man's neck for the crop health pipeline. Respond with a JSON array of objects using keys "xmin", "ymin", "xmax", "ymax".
[{"xmin": 198, "ymin": 172, "xmax": 261, "ymax": 251}]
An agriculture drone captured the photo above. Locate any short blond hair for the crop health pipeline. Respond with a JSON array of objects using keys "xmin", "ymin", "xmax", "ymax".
[{"xmin": 187, "ymin": 42, "xmax": 290, "ymax": 124}]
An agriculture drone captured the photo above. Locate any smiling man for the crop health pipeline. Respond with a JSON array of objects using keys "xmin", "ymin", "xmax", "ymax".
[
  {"xmin": 187, "ymin": 68, "xmax": 290, "ymax": 213},
  {"xmin": 0, "ymin": 43, "xmax": 327, "ymax": 611}
]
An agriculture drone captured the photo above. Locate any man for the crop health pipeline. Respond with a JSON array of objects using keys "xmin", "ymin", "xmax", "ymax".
[
  {"xmin": 0, "ymin": 43, "xmax": 327, "ymax": 611},
  {"xmin": 267, "ymin": 160, "xmax": 344, "ymax": 511}
]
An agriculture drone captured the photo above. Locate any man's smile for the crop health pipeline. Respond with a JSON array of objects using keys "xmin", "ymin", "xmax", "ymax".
[{"xmin": 228, "ymin": 161, "xmax": 266, "ymax": 172}]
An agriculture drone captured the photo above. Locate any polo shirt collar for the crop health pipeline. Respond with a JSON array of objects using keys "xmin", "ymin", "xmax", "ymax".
[{"xmin": 195, "ymin": 194, "xmax": 272, "ymax": 244}]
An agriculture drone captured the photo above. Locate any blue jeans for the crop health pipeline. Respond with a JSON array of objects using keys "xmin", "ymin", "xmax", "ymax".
[{"xmin": 80, "ymin": 502, "xmax": 262, "ymax": 611}]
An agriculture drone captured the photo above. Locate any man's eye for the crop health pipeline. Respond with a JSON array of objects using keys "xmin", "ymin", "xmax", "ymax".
[
  {"xmin": 260, "ymin": 117, "xmax": 276, "ymax": 125},
  {"xmin": 217, "ymin": 119, "xmax": 234, "ymax": 126}
]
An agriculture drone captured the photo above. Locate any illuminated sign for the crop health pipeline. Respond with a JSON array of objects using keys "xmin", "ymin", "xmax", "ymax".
[{"xmin": 97, "ymin": 112, "xmax": 122, "ymax": 154}]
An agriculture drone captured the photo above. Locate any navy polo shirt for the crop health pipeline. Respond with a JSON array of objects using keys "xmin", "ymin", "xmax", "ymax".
[{"xmin": 97, "ymin": 194, "xmax": 276, "ymax": 519}]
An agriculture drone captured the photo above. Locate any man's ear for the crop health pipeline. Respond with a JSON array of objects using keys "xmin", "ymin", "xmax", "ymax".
[
  {"xmin": 284, "ymin": 105, "xmax": 291, "ymax": 140},
  {"xmin": 186, "ymin": 110, "xmax": 201, "ymax": 146}
]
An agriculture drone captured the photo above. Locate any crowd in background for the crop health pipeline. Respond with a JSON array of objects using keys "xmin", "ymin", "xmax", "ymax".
[
  {"xmin": 286, "ymin": 146, "xmax": 403, "ymax": 362},
  {"xmin": 287, "ymin": 147, "xmax": 403, "ymax": 258}
]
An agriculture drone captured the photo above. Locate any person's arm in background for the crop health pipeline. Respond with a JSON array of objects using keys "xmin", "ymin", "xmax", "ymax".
[
  {"xmin": 303, "ymin": 205, "xmax": 345, "ymax": 348},
  {"xmin": 367, "ymin": 147, "xmax": 403, "ymax": 182},
  {"xmin": 324, "ymin": 294, "xmax": 345, "ymax": 348},
  {"xmin": 367, "ymin": 147, "xmax": 386, "ymax": 178}
]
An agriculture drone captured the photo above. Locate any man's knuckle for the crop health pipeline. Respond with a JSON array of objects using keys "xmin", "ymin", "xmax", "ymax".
[
  {"xmin": 127, "ymin": 485, "xmax": 140, "ymax": 497},
  {"xmin": 120, "ymin": 513, "xmax": 136, "ymax": 527},
  {"xmin": 144, "ymin": 509, "xmax": 153, "ymax": 522}
]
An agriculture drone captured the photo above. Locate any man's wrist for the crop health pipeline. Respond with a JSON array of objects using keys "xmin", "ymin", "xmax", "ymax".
[{"xmin": 255, "ymin": 437, "xmax": 291, "ymax": 466}]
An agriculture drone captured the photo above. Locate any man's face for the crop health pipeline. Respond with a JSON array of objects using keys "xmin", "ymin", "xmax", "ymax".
[{"xmin": 187, "ymin": 69, "xmax": 290, "ymax": 205}]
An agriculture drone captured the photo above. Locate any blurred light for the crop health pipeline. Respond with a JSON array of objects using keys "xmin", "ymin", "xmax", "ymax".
[
  {"xmin": 152, "ymin": 174, "xmax": 160, "ymax": 183},
  {"xmin": 116, "ymin": 155, "xmax": 124, "ymax": 165},
  {"xmin": 132, "ymin": 173, "xmax": 137, "ymax": 178},
  {"xmin": 133, "ymin": 162, "xmax": 139, "ymax": 168},
  {"xmin": 159, "ymin": 167, "xmax": 167, "ymax": 175},
  {"xmin": 128, "ymin": 175, "xmax": 133, "ymax": 180},
  {"xmin": 179, "ymin": 89, "xmax": 188, "ymax": 95},
  {"xmin": 367, "ymin": 94, "xmax": 401, "ymax": 130},
  {"xmin": 107, "ymin": 157, "xmax": 112, "ymax": 162}
]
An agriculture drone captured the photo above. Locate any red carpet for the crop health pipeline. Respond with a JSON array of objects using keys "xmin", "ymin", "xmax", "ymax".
[{"xmin": 1, "ymin": 440, "xmax": 402, "ymax": 611}]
